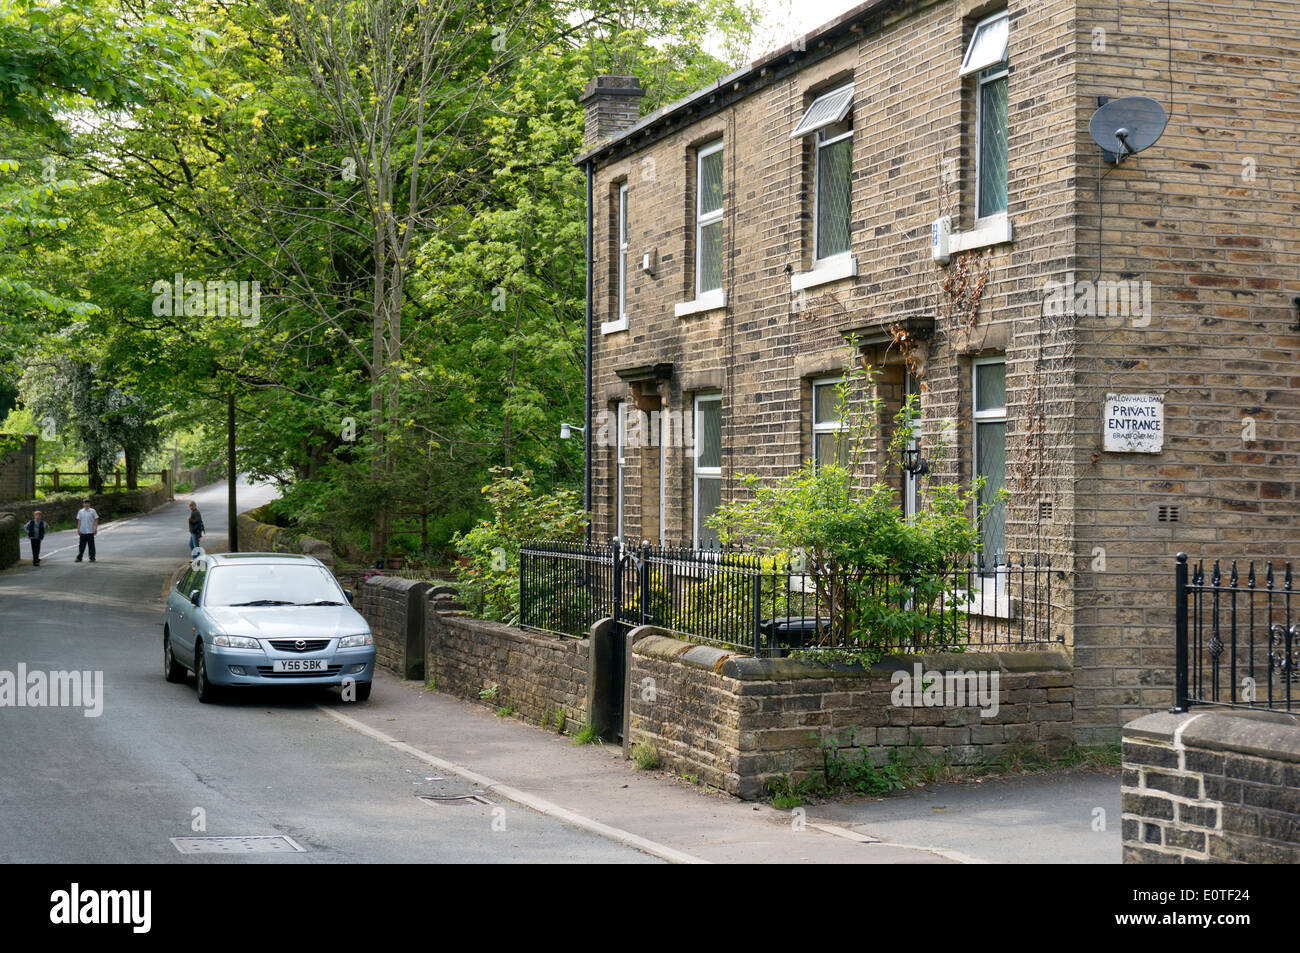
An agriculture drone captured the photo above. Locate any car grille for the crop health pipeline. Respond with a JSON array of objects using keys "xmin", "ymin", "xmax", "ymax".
[
  {"xmin": 268, "ymin": 639, "xmax": 332, "ymax": 653},
  {"xmin": 255, "ymin": 666, "xmax": 343, "ymax": 678}
]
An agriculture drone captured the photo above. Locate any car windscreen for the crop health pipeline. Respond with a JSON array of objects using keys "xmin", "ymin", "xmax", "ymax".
[{"xmin": 203, "ymin": 564, "xmax": 345, "ymax": 607}]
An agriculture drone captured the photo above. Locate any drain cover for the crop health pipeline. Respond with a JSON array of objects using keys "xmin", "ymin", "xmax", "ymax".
[
  {"xmin": 418, "ymin": 794, "xmax": 492, "ymax": 806},
  {"xmin": 170, "ymin": 835, "xmax": 306, "ymax": 854}
]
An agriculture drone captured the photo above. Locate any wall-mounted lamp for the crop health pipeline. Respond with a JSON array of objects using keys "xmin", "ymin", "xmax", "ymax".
[
  {"xmin": 901, "ymin": 446, "xmax": 929, "ymax": 477},
  {"xmin": 560, "ymin": 423, "xmax": 585, "ymax": 440}
]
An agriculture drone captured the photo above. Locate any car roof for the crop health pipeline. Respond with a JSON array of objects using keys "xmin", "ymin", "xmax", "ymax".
[{"xmin": 206, "ymin": 553, "xmax": 321, "ymax": 567}]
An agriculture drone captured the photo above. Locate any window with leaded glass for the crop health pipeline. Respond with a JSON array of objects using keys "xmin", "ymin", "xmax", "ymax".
[
  {"xmin": 960, "ymin": 11, "xmax": 1008, "ymax": 221},
  {"xmin": 695, "ymin": 142, "xmax": 723, "ymax": 296},
  {"xmin": 973, "ymin": 358, "xmax": 1007, "ymax": 571}
]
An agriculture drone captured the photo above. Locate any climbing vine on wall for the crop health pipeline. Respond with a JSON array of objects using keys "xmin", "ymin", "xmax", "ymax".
[
  {"xmin": 886, "ymin": 321, "xmax": 929, "ymax": 384},
  {"xmin": 941, "ymin": 250, "xmax": 991, "ymax": 334}
]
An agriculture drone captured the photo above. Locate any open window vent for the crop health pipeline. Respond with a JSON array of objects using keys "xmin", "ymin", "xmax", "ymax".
[{"xmin": 1038, "ymin": 501, "xmax": 1054, "ymax": 522}]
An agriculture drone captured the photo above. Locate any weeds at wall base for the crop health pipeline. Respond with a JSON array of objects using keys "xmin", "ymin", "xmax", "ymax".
[
  {"xmin": 767, "ymin": 736, "xmax": 1122, "ymax": 807},
  {"xmin": 631, "ymin": 741, "xmax": 659, "ymax": 770},
  {"xmin": 572, "ymin": 723, "xmax": 601, "ymax": 745}
]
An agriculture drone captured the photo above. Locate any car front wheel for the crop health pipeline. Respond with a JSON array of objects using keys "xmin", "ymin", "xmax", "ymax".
[
  {"xmin": 353, "ymin": 681, "xmax": 372, "ymax": 702},
  {"xmin": 164, "ymin": 631, "xmax": 187, "ymax": 683},
  {"xmin": 194, "ymin": 644, "xmax": 220, "ymax": 704}
]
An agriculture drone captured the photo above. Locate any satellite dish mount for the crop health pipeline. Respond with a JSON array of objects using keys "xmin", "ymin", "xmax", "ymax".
[{"xmin": 1088, "ymin": 95, "xmax": 1168, "ymax": 165}]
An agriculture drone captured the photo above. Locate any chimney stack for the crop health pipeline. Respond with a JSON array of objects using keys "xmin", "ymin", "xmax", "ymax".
[{"xmin": 579, "ymin": 75, "xmax": 645, "ymax": 150}]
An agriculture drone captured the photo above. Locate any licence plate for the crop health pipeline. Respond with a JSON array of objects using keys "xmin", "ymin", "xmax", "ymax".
[{"xmin": 273, "ymin": 658, "xmax": 328, "ymax": 673}]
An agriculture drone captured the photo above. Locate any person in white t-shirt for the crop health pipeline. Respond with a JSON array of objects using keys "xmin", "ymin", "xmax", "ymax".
[{"xmin": 75, "ymin": 500, "xmax": 99, "ymax": 563}]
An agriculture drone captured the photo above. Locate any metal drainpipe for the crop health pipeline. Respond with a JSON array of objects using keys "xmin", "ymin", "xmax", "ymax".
[{"xmin": 584, "ymin": 158, "xmax": 594, "ymax": 542}]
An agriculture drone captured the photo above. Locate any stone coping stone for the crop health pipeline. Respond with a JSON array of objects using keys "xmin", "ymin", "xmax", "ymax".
[
  {"xmin": 630, "ymin": 628, "xmax": 1071, "ymax": 680},
  {"xmin": 441, "ymin": 609, "xmax": 587, "ymax": 645},
  {"xmin": 365, "ymin": 575, "xmax": 430, "ymax": 593},
  {"xmin": 1126, "ymin": 708, "xmax": 1300, "ymax": 764}
]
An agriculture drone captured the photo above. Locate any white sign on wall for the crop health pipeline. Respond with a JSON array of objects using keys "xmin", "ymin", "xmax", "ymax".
[{"xmin": 1103, "ymin": 392, "xmax": 1165, "ymax": 453}]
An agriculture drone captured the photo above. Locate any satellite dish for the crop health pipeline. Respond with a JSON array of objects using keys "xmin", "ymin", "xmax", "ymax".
[{"xmin": 1088, "ymin": 96, "xmax": 1168, "ymax": 161}]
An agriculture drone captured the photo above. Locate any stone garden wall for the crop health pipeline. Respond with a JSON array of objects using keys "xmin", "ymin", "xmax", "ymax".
[
  {"xmin": 0, "ymin": 482, "xmax": 172, "ymax": 527},
  {"xmin": 425, "ymin": 603, "xmax": 590, "ymax": 730},
  {"xmin": 235, "ymin": 503, "xmax": 334, "ymax": 566},
  {"xmin": 362, "ymin": 576, "xmax": 430, "ymax": 679},
  {"xmin": 1122, "ymin": 709, "xmax": 1300, "ymax": 863},
  {"xmin": 354, "ymin": 576, "xmax": 590, "ymax": 731},
  {"xmin": 628, "ymin": 630, "xmax": 1074, "ymax": 799},
  {"xmin": 350, "ymin": 579, "xmax": 1077, "ymax": 799}
]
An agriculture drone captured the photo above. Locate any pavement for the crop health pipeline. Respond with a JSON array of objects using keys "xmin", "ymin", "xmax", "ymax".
[
  {"xmin": 0, "ymin": 478, "xmax": 1122, "ymax": 863},
  {"xmin": 327, "ymin": 672, "xmax": 1123, "ymax": 864}
]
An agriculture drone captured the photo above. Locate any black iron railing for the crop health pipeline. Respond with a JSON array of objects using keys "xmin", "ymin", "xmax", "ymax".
[
  {"xmin": 1175, "ymin": 553, "xmax": 1299, "ymax": 713},
  {"xmin": 520, "ymin": 539, "xmax": 1059, "ymax": 656}
]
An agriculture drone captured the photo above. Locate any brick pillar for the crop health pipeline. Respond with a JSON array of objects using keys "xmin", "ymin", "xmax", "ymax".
[{"xmin": 579, "ymin": 75, "xmax": 645, "ymax": 150}]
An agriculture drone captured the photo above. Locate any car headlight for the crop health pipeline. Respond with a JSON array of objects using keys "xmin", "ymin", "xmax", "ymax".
[
  {"xmin": 338, "ymin": 633, "xmax": 373, "ymax": 648},
  {"xmin": 213, "ymin": 634, "xmax": 262, "ymax": 650}
]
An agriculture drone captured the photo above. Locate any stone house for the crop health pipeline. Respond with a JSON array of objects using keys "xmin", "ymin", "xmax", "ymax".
[{"xmin": 573, "ymin": 0, "xmax": 1300, "ymax": 738}]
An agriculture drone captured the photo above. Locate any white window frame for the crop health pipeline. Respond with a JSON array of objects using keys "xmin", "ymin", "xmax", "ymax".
[
  {"xmin": 972, "ymin": 357, "xmax": 1007, "ymax": 575},
  {"xmin": 602, "ymin": 183, "xmax": 630, "ymax": 334},
  {"xmin": 813, "ymin": 121, "xmax": 853, "ymax": 264},
  {"xmin": 694, "ymin": 140, "xmax": 724, "ymax": 298},
  {"xmin": 693, "ymin": 394, "xmax": 722, "ymax": 547},
  {"xmin": 811, "ymin": 376, "xmax": 845, "ymax": 469},
  {"xmin": 969, "ymin": 11, "xmax": 1009, "ymax": 224}
]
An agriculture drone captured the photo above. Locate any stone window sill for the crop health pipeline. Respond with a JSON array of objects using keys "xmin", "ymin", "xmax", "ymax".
[
  {"xmin": 790, "ymin": 255, "xmax": 858, "ymax": 293},
  {"xmin": 949, "ymin": 214, "xmax": 1013, "ymax": 255},
  {"xmin": 956, "ymin": 583, "xmax": 1015, "ymax": 620},
  {"xmin": 674, "ymin": 290, "xmax": 727, "ymax": 318},
  {"xmin": 601, "ymin": 317, "xmax": 629, "ymax": 335}
]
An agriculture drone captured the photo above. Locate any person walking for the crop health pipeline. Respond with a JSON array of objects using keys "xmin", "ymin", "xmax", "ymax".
[
  {"xmin": 187, "ymin": 501, "xmax": 205, "ymax": 554},
  {"xmin": 24, "ymin": 510, "xmax": 47, "ymax": 567},
  {"xmin": 74, "ymin": 499, "xmax": 98, "ymax": 562}
]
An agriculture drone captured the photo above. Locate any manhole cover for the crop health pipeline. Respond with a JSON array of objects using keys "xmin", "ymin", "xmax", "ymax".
[
  {"xmin": 417, "ymin": 794, "xmax": 492, "ymax": 806},
  {"xmin": 170, "ymin": 835, "xmax": 306, "ymax": 854}
]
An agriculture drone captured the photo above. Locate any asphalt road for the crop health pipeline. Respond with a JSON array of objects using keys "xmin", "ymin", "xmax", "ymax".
[{"xmin": 0, "ymin": 481, "xmax": 652, "ymax": 863}]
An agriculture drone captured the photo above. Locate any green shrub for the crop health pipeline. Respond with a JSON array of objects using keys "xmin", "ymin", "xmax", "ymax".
[
  {"xmin": 452, "ymin": 467, "xmax": 587, "ymax": 623},
  {"xmin": 712, "ymin": 359, "xmax": 995, "ymax": 664}
]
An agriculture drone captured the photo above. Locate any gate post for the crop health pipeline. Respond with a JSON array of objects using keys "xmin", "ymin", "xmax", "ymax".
[{"xmin": 1173, "ymin": 553, "xmax": 1189, "ymax": 712}]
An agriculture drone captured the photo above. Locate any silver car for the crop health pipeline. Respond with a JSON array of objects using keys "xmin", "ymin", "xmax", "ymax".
[{"xmin": 163, "ymin": 553, "xmax": 375, "ymax": 703}]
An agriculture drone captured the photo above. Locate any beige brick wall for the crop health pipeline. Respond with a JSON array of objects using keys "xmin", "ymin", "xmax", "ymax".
[
  {"xmin": 584, "ymin": 0, "xmax": 1299, "ymax": 737},
  {"xmin": 1069, "ymin": 1, "xmax": 1300, "ymax": 738}
]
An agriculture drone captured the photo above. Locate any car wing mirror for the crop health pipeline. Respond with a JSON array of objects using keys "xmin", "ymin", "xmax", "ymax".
[
  {"xmin": 189, "ymin": 589, "xmax": 201, "ymax": 607},
  {"xmin": 344, "ymin": 589, "xmax": 354, "ymax": 604}
]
